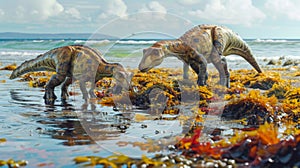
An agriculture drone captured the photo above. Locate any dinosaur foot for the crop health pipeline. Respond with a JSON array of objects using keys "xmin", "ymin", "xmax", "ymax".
[
  {"xmin": 89, "ymin": 90, "xmax": 97, "ymax": 99},
  {"xmin": 197, "ymin": 73, "xmax": 208, "ymax": 86},
  {"xmin": 219, "ymin": 78, "xmax": 230, "ymax": 88},
  {"xmin": 61, "ymin": 88, "xmax": 69, "ymax": 100},
  {"xmin": 197, "ymin": 78, "xmax": 206, "ymax": 86},
  {"xmin": 43, "ymin": 90, "xmax": 57, "ymax": 105}
]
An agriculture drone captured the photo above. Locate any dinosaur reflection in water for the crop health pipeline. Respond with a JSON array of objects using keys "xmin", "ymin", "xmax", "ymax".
[
  {"xmin": 9, "ymin": 89, "xmax": 134, "ymax": 146},
  {"xmin": 9, "ymin": 85, "xmax": 200, "ymax": 156}
]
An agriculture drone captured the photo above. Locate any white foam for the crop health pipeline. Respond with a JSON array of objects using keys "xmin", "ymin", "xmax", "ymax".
[
  {"xmin": 32, "ymin": 40, "xmax": 44, "ymax": 43},
  {"xmin": 81, "ymin": 39, "xmax": 111, "ymax": 45},
  {"xmin": 116, "ymin": 40, "xmax": 157, "ymax": 45},
  {"xmin": 253, "ymin": 39, "xmax": 288, "ymax": 43},
  {"xmin": 74, "ymin": 40, "xmax": 85, "ymax": 44},
  {"xmin": 0, "ymin": 51, "xmax": 41, "ymax": 56}
]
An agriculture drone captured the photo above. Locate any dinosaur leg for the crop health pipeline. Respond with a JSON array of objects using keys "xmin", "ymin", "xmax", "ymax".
[
  {"xmin": 189, "ymin": 60, "xmax": 208, "ymax": 86},
  {"xmin": 212, "ymin": 38, "xmax": 230, "ymax": 87},
  {"xmin": 44, "ymin": 56, "xmax": 72, "ymax": 104},
  {"xmin": 61, "ymin": 77, "xmax": 73, "ymax": 100},
  {"xmin": 221, "ymin": 57, "xmax": 230, "ymax": 87},
  {"xmin": 183, "ymin": 62, "xmax": 189, "ymax": 79},
  {"xmin": 211, "ymin": 49, "xmax": 229, "ymax": 87},
  {"xmin": 89, "ymin": 82, "xmax": 97, "ymax": 98},
  {"xmin": 44, "ymin": 73, "xmax": 66, "ymax": 105},
  {"xmin": 79, "ymin": 80, "xmax": 89, "ymax": 102},
  {"xmin": 190, "ymin": 51, "xmax": 208, "ymax": 86}
]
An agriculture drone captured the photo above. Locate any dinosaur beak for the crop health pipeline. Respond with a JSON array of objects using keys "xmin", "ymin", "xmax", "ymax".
[
  {"xmin": 139, "ymin": 47, "xmax": 164, "ymax": 72},
  {"xmin": 138, "ymin": 57, "xmax": 156, "ymax": 72},
  {"xmin": 138, "ymin": 58, "xmax": 150, "ymax": 72}
]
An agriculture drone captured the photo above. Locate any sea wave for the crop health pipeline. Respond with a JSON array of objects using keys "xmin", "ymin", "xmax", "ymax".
[
  {"xmin": 253, "ymin": 39, "xmax": 290, "ymax": 43},
  {"xmin": 0, "ymin": 51, "xmax": 42, "ymax": 56},
  {"xmin": 116, "ymin": 40, "xmax": 157, "ymax": 45},
  {"xmin": 74, "ymin": 39, "xmax": 111, "ymax": 45},
  {"xmin": 32, "ymin": 40, "xmax": 45, "ymax": 43}
]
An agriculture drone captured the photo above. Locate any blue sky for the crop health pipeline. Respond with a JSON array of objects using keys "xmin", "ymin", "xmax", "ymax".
[{"xmin": 0, "ymin": 0, "xmax": 300, "ymax": 39}]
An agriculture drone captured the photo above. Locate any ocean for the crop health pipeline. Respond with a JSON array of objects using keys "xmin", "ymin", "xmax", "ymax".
[
  {"xmin": 0, "ymin": 36, "xmax": 299, "ymax": 167},
  {"xmin": 1, "ymin": 38, "xmax": 300, "ymax": 71}
]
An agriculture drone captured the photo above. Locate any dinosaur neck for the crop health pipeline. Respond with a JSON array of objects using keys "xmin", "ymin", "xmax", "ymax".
[
  {"xmin": 225, "ymin": 45, "xmax": 262, "ymax": 73},
  {"xmin": 222, "ymin": 33, "xmax": 249, "ymax": 56},
  {"xmin": 226, "ymin": 47, "xmax": 251, "ymax": 59}
]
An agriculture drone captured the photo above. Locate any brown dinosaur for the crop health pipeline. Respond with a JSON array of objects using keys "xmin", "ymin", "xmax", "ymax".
[
  {"xmin": 138, "ymin": 24, "xmax": 262, "ymax": 87},
  {"xmin": 10, "ymin": 45, "xmax": 131, "ymax": 105}
]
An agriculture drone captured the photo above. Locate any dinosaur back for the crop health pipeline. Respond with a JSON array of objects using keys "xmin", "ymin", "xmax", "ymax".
[{"xmin": 179, "ymin": 25, "xmax": 214, "ymax": 59}]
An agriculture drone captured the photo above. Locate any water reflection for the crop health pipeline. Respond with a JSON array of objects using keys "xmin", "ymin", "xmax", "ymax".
[
  {"xmin": 9, "ymin": 86, "xmax": 238, "ymax": 157},
  {"xmin": 9, "ymin": 88, "xmax": 174, "ymax": 150}
]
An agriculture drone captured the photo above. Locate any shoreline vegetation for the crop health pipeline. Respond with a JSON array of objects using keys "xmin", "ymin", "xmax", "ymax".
[{"xmin": 1, "ymin": 62, "xmax": 299, "ymax": 167}]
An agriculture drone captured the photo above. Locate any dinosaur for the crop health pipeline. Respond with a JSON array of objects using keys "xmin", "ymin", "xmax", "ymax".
[
  {"xmin": 10, "ymin": 45, "xmax": 131, "ymax": 105},
  {"xmin": 138, "ymin": 24, "xmax": 262, "ymax": 87}
]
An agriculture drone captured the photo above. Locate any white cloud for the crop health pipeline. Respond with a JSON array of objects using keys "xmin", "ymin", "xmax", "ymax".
[
  {"xmin": 265, "ymin": 0, "xmax": 300, "ymax": 21},
  {"xmin": 177, "ymin": 0, "xmax": 204, "ymax": 5},
  {"xmin": 0, "ymin": 0, "xmax": 64, "ymax": 22},
  {"xmin": 97, "ymin": 12, "xmax": 193, "ymax": 38},
  {"xmin": 188, "ymin": 0, "xmax": 265, "ymax": 26},
  {"xmin": 139, "ymin": 1, "xmax": 167, "ymax": 14},
  {"xmin": 65, "ymin": 8, "xmax": 81, "ymax": 19},
  {"xmin": 99, "ymin": 0, "xmax": 127, "ymax": 19},
  {"xmin": 138, "ymin": 1, "xmax": 167, "ymax": 20}
]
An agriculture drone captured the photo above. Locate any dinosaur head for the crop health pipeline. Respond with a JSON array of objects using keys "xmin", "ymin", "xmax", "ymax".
[
  {"xmin": 113, "ymin": 64, "xmax": 133, "ymax": 93},
  {"xmin": 138, "ymin": 47, "xmax": 164, "ymax": 72}
]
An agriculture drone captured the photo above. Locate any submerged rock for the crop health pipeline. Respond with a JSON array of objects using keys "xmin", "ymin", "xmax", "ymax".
[
  {"xmin": 267, "ymin": 59, "xmax": 281, "ymax": 65},
  {"xmin": 279, "ymin": 56, "xmax": 286, "ymax": 60},
  {"xmin": 283, "ymin": 59, "xmax": 294, "ymax": 66}
]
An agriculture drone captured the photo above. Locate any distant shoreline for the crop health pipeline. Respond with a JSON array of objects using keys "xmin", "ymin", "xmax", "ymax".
[{"xmin": 0, "ymin": 32, "xmax": 118, "ymax": 40}]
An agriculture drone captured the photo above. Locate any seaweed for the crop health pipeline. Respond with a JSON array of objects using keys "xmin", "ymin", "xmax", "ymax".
[
  {"xmin": 0, "ymin": 159, "xmax": 28, "ymax": 168},
  {"xmin": 0, "ymin": 63, "xmax": 17, "ymax": 71},
  {"xmin": 222, "ymin": 90, "xmax": 278, "ymax": 126}
]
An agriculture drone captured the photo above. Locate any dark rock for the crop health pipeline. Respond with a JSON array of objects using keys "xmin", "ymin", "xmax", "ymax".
[
  {"xmin": 283, "ymin": 59, "xmax": 293, "ymax": 66},
  {"xmin": 267, "ymin": 60, "xmax": 277, "ymax": 65},
  {"xmin": 279, "ymin": 56, "xmax": 285, "ymax": 60}
]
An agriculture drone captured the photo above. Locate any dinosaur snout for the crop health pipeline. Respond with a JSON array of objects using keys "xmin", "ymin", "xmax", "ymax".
[
  {"xmin": 139, "ymin": 67, "xmax": 150, "ymax": 72},
  {"xmin": 138, "ymin": 62, "xmax": 152, "ymax": 72},
  {"xmin": 138, "ymin": 63, "xmax": 145, "ymax": 72}
]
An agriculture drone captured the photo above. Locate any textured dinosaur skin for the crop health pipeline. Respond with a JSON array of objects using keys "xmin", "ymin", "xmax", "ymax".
[
  {"xmin": 139, "ymin": 24, "xmax": 263, "ymax": 87},
  {"xmin": 10, "ymin": 45, "xmax": 130, "ymax": 105}
]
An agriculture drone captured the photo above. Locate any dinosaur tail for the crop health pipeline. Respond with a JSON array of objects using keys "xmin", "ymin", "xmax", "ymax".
[
  {"xmin": 224, "ymin": 37, "xmax": 262, "ymax": 73},
  {"xmin": 10, "ymin": 52, "xmax": 56, "ymax": 79}
]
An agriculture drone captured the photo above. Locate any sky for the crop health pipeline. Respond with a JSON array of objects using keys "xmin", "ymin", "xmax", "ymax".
[{"xmin": 0, "ymin": 0, "xmax": 300, "ymax": 39}]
